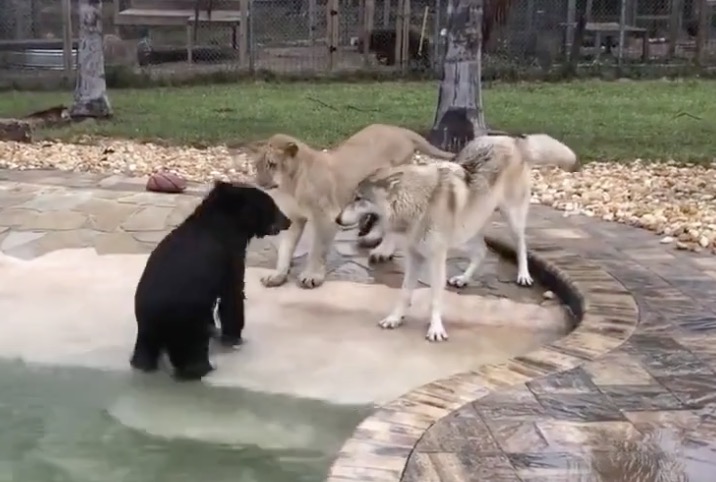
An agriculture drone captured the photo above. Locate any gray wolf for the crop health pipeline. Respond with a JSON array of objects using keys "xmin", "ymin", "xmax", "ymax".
[
  {"xmin": 252, "ymin": 124, "xmax": 454, "ymax": 289},
  {"xmin": 131, "ymin": 181, "xmax": 291, "ymax": 381},
  {"xmin": 335, "ymin": 133, "xmax": 578, "ymax": 342}
]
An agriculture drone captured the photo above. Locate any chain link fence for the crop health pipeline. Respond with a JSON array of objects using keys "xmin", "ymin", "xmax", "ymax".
[{"xmin": 1, "ymin": 0, "xmax": 715, "ymax": 88}]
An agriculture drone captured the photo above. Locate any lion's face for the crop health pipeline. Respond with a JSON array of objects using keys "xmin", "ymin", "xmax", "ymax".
[
  {"xmin": 253, "ymin": 140, "xmax": 299, "ymax": 190},
  {"xmin": 254, "ymin": 149, "xmax": 280, "ymax": 190}
]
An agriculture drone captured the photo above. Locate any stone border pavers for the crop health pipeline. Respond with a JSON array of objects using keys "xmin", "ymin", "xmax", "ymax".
[{"xmin": 326, "ymin": 211, "xmax": 638, "ymax": 481}]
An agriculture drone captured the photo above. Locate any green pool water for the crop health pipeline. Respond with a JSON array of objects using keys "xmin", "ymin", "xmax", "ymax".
[{"xmin": 0, "ymin": 360, "xmax": 371, "ymax": 482}]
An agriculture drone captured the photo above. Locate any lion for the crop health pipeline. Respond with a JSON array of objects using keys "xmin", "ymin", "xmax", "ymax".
[{"xmin": 252, "ymin": 123, "xmax": 455, "ymax": 289}]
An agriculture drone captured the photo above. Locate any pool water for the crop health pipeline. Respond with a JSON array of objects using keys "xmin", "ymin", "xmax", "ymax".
[
  {"xmin": 0, "ymin": 361, "xmax": 370, "ymax": 482},
  {"xmin": 0, "ymin": 248, "xmax": 571, "ymax": 482}
]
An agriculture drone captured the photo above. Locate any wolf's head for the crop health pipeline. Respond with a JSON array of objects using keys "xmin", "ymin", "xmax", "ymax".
[{"xmin": 334, "ymin": 169, "xmax": 403, "ymax": 228}]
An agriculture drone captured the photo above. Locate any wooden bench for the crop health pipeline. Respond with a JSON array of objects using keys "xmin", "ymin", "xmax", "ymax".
[
  {"xmin": 114, "ymin": 0, "xmax": 249, "ymax": 64},
  {"xmin": 561, "ymin": 21, "xmax": 650, "ymax": 62}
]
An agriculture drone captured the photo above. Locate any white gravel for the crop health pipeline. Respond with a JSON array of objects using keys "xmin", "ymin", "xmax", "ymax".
[{"xmin": 532, "ymin": 160, "xmax": 716, "ymax": 253}]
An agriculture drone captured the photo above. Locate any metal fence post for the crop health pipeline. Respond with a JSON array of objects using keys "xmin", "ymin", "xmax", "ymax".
[
  {"xmin": 363, "ymin": 0, "xmax": 375, "ymax": 66},
  {"xmin": 326, "ymin": 0, "xmax": 339, "ymax": 71},
  {"xmin": 308, "ymin": 0, "xmax": 317, "ymax": 47},
  {"xmin": 239, "ymin": 0, "xmax": 249, "ymax": 69},
  {"xmin": 433, "ymin": 0, "xmax": 442, "ymax": 72},
  {"xmin": 694, "ymin": 0, "xmax": 709, "ymax": 66},
  {"xmin": 400, "ymin": 0, "xmax": 410, "ymax": 71},
  {"xmin": 566, "ymin": 0, "xmax": 576, "ymax": 60},
  {"xmin": 618, "ymin": 0, "xmax": 626, "ymax": 66},
  {"xmin": 62, "ymin": 0, "xmax": 73, "ymax": 77},
  {"xmin": 248, "ymin": 0, "xmax": 255, "ymax": 72},
  {"xmin": 668, "ymin": 0, "xmax": 684, "ymax": 58}
]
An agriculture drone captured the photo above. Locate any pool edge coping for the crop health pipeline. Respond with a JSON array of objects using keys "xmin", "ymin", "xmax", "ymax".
[{"xmin": 325, "ymin": 233, "xmax": 640, "ymax": 482}]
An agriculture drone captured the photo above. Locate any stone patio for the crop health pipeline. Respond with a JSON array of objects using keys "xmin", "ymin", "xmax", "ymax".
[
  {"xmin": 0, "ymin": 169, "xmax": 553, "ymax": 306},
  {"xmin": 329, "ymin": 196, "xmax": 716, "ymax": 481},
  {"xmin": 3, "ymin": 168, "xmax": 716, "ymax": 481}
]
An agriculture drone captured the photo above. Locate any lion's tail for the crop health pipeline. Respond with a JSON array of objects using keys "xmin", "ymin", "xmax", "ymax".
[{"xmin": 407, "ymin": 130, "xmax": 456, "ymax": 160}]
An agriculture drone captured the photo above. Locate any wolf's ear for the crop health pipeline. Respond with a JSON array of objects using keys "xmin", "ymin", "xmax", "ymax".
[
  {"xmin": 380, "ymin": 172, "xmax": 403, "ymax": 192},
  {"xmin": 283, "ymin": 142, "xmax": 299, "ymax": 157},
  {"xmin": 388, "ymin": 172, "xmax": 404, "ymax": 186}
]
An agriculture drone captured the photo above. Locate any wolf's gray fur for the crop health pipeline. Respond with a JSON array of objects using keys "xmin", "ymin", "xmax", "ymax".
[{"xmin": 335, "ymin": 133, "xmax": 578, "ymax": 342}]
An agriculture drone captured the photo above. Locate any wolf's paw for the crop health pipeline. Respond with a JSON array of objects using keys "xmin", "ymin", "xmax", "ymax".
[
  {"xmin": 426, "ymin": 321, "xmax": 449, "ymax": 342},
  {"xmin": 516, "ymin": 272, "xmax": 534, "ymax": 287},
  {"xmin": 447, "ymin": 275, "xmax": 470, "ymax": 288},
  {"xmin": 261, "ymin": 271, "xmax": 288, "ymax": 288},
  {"xmin": 298, "ymin": 270, "xmax": 325, "ymax": 289},
  {"xmin": 369, "ymin": 251, "xmax": 394, "ymax": 264},
  {"xmin": 378, "ymin": 315, "xmax": 404, "ymax": 329}
]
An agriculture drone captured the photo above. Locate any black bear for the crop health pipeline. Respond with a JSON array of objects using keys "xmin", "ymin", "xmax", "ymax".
[
  {"xmin": 357, "ymin": 28, "xmax": 431, "ymax": 69},
  {"xmin": 131, "ymin": 181, "xmax": 291, "ymax": 381}
]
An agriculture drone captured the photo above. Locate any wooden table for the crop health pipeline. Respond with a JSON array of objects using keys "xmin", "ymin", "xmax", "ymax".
[
  {"xmin": 114, "ymin": 1, "xmax": 249, "ymax": 66},
  {"xmin": 186, "ymin": 11, "xmax": 247, "ymax": 64}
]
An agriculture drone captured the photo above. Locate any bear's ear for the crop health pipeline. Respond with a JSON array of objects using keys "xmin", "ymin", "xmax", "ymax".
[
  {"xmin": 283, "ymin": 142, "xmax": 299, "ymax": 157},
  {"xmin": 213, "ymin": 180, "xmax": 233, "ymax": 191}
]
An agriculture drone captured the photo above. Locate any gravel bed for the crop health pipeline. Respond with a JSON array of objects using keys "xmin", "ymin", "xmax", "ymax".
[
  {"xmin": 0, "ymin": 138, "xmax": 253, "ymax": 183},
  {"xmin": 1, "ymin": 139, "xmax": 715, "ymax": 254},
  {"xmin": 532, "ymin": 160, "xmax": 716, "ymax": 254}
]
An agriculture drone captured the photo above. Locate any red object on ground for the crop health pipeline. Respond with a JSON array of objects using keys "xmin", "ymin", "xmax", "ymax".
[{"xmin": 146, "ymin": 171, "xmax": 188, "ymax": 194}]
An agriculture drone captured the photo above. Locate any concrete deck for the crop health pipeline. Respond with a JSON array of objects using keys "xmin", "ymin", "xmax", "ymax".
[{"xmin": 0, "ymin": 169, "xmax": 566, "ymax": 408}]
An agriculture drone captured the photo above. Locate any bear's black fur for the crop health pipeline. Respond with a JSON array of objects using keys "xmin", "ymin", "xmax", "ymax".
[{"xmin": 130, "ymin": 181, "xmax": 291, "ymax": 381}]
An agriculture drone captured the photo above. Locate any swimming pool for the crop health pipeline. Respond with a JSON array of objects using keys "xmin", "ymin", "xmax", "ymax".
[{"xmin": 0, "ymin": 360, "xmax": 370, "ymax": 482}]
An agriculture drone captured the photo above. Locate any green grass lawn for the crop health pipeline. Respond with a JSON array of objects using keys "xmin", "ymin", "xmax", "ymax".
[{"xmin": 1, "ymin": 80, "xmax": 714, "ymax": 162}]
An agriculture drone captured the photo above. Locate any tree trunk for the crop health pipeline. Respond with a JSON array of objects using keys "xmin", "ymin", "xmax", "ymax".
[
  {"xmin": 428, "ymin": 0, "xmax": 485, "ymax": 153},
  {"xmin": 70, "ymin": 0, "xmax": 112, "ymax": 119}
]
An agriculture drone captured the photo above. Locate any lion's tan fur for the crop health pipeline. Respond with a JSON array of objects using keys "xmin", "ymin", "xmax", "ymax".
[{"xmin": 253, "ymin": 124, "xmax": 454, "ymax": 288}]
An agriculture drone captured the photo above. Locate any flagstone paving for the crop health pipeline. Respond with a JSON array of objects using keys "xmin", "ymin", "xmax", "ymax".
[
  {"xmin": 3, "ymin": 168, "xmax": 716, "ymax": 482},
  {"xmin": 0, "ymin": 170, "xmax": 552, "ymax": 307}
]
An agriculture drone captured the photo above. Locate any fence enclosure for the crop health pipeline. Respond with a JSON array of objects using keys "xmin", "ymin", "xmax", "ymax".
[{"xmin": 0, "ymin": 0, "xmax": 715, "ymax": 86}]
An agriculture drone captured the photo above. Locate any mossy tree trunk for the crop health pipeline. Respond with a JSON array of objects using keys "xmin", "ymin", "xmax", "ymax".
[
  {"xmin": 70, "ymin": 0, "xmax": 112, "ymax": 119},
  {"xmin": 428, "ymin": 0, "xmax": 485, "ymax": 152}
]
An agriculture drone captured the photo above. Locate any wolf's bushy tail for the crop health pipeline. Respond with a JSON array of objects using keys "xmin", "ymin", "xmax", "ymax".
[{"xmin": 518, "ymin": 134, "xmax": 580, "ymax": 172}]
